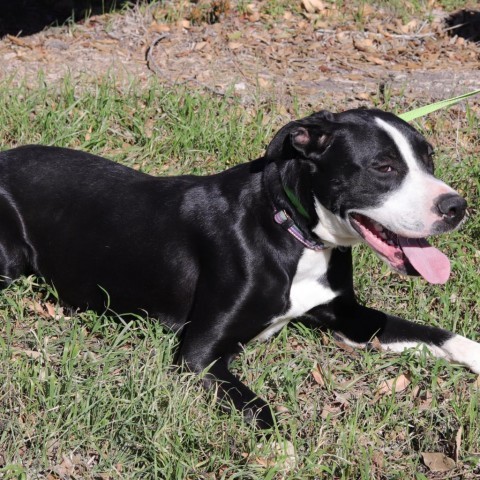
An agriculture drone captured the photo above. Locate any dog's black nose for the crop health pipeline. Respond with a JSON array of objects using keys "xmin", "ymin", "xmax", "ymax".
[{"xmin": 436, "ymin": 193, "xmax": 467, "ymax": 221}]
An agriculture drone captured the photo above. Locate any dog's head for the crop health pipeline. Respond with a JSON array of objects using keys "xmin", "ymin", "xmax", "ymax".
[{"xmin": 266, "ymin": 109, "xmax": 467, "ymax": 284}]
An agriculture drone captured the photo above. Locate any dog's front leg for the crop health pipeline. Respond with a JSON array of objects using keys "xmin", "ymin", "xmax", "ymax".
[
  {"xmin": 177, "ymin": 331, "xmax": 275, "ymax": 429},
  {"xmin": 306, "ymin": 299, "xmax": 480, "ymax": 374}
]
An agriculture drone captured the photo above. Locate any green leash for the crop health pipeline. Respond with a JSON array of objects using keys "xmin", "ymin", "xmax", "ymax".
[
  {"xmin": 398, "ymin": 88, "xmax": 480, "ymax": 122},
  {"xmin": 284, "ymin": 88, "xmax": 480, "ymax": 220}
]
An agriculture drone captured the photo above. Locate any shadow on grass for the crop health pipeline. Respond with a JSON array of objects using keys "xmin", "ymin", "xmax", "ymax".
[{"xmin": 0, "ymin": 0, "xmax": 141, "ymax": 38}]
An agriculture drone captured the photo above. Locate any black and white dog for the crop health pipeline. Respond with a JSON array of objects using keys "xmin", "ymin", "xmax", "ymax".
[{"xmin": 0, "ymin": 109, "xmax": 478, "ymax": 428}]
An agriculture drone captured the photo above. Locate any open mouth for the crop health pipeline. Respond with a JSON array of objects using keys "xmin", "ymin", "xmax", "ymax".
[{"xmin": 349, "ymin": 213, "xmax": 451, "ymax": 284}]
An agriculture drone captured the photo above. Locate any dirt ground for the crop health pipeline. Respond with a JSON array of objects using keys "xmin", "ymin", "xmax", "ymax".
[{"xmin": 0, "ymin": 1, "xmax": 479, "ymax": 109}]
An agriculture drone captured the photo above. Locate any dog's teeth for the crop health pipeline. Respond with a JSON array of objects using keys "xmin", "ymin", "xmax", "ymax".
[
  {"xmin": 373, "ymin": 222, "xmax": 383, "ymax": 232},
  {"xmin": 379, "ymin": 232, "xmax": 388, "ymax": 239}
]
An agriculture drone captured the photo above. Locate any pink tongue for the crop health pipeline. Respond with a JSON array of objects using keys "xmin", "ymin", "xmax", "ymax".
[{"xmin": 398, "ymin": 237, "xmax": 450, "ymax": 284}]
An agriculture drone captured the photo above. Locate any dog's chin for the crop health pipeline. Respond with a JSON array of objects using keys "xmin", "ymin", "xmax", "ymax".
[
  {"xmin": 347, "ymin": 212, "xmax": 451, "ymax": 285},
  {"xmin": 313, "ymin": 200, "xmax": 361, "ymax": 247}
]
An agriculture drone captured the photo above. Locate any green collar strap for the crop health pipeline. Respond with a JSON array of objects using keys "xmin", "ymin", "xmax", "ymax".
[{"xmin": 283, "ymin": 185, "xmax": 311, "ymax": 220}]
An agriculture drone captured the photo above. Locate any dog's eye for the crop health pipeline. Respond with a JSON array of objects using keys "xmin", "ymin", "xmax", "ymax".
[{"xmin": 375, "ymin": 165, "xmax": 395, "ymax": 173}]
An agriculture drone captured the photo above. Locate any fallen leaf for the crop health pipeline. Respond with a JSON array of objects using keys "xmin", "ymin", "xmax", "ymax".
[
  {"xmin": 372, "ymin": 450, "xmax": 384, "ymax": 468},
  {"xmin": 258, "ymin": 77, "xmax": 271, "ymax": 89},
  {"xmin": 334, "ymin": 340, "xmax": 355, "ymax": 353},
  {"xmin": 377, "ymin": 373, "xmax": 411, "ymax": 395},
  {"xmin": 421, "ymin": 452, "xmax": 456, "ymax": 472},
  {"xmin": 311, "ymin": 365, "xmax": 325, "ymax": 386},
  {"xmin": 301, "ymin": 0, "xmax": 326, "ymax": 14},
  {"xmin": 321, "ymin": 404, "xmax": 341, "ymax": 419},
  {"xmin": 228, "ymin": 42, "xmax": 243, "ymax": 50},
  {"xmin": 44, "ymin": 301, "xmax": 59, "ymax": 318},
  {"xmin": 353, "ymin": 37, "xmax": 375, "ymax": 53},
  {"xmin": 53, "ymin": 453, "xmax": 83, "ymax": 477},
  {"xmin": 364, "ymin": 55, "xmax": 385, "ymax": 65},
  {"xmin": 370, "ymin": 336, "xmax": 382, "ymax": 351},
  {"xmin": 336, "ymin": 31, "xmax": 351, "ymax": 44},
  {"xmin": 359, "ymin": 3, "xmax": 376, "ymax": 16},
  {"xmin": 177, "ymin": 19, "xmax": 190, "ymax": 29},
  {"xmin": 418, "ymin": 390, "xmax": 433, "ymax": 411},
  {"xmin": 194, "ymin": 41, "xmax": 208, "ymax": 51},
  {"xmin": 12, "ymin": 349, "xmax": 42, "ymax": 360},
  {"xmin": 149, "ymin": 21, "xmax": 170, "ymax": 33},
  {"xmin": 25, "ymin": 299, "xmax": 48, "ymax": 317},
  {"xmin": 355, "ymin": 92, "xmax": 370, "ymax": 101},
  {"xmin": 254, "ymin": 456, "xmax": 269, "ymax": 467},
  {"xmin": 400, "ymin": 19, "xmax": 418, "ymax": 34}
]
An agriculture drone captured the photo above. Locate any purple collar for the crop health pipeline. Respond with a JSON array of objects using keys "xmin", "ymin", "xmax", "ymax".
[{"xmin": 274, "ymin": 210, "xmax": 327, "ymax": 251}]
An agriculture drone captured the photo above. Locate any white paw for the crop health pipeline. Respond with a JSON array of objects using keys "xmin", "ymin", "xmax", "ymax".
[{"xmin": 442, "ymin": 335, "xmax": 480, "ymax": 374}]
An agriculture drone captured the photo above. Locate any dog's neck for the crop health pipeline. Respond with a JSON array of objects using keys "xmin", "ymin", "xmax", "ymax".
[{"xmin": 262, "ymin": 159, "xmax": 328, "ymax": 251}]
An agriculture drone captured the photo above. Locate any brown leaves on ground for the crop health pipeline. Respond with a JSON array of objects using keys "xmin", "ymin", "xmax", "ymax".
[
  {"xmin": 2, "ymin": 1, "xmax": 479, "ymax": 107},
  {"xmin": 421, "ymin": 451, "xmax": 456, "ymax": 472},
  {"xmin": 144, "ymin": 0, "xmax": 480, "ymax": 103},
  {"xmin": 25, "ymin": 298, "xmax": 66, "ymax": 320},
  {"xmin": 45, "ymin": 450, "xmax": 109, "ymax": 479}
]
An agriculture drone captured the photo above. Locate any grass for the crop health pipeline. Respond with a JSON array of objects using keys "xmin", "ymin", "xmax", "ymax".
[
  {"xmin": 0, "ymin": 75, "xmax": 479, "ymax": 479},
  {"xmin": 151, "ymin": 0, "xmax": 477, "ymax": 27}
]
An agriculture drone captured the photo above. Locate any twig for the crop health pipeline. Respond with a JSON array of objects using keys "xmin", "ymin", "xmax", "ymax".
[
  {"xmin": 443, "ymin": 22, "xmax": 469, "ymax": 32},
  {"xmin": 315, "ymin": 29, "xmax": 435, "ymax": 40},
  {"xmin": 145, "ymin": 34, "xmax": 227, "ymax": 97}
]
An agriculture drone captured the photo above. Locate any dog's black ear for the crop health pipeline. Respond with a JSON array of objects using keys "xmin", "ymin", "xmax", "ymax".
[
  {"xmin": 290, "ymin": 126, "xmax": 332, "ymax": 157},
  {"xmin": 266, "ymin": 110, "xmax": 336, "ymax": 161}
]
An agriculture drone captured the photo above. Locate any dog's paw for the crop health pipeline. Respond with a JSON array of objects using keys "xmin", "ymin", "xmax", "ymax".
[{"xmin": 442, "ymin": 335, "xmax": 480, "ymax": 374}]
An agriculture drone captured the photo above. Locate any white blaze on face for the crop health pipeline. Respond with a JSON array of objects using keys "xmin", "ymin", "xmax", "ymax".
[{"xmin": 356, "ymin": 117, "xmax": 457, "ymax": 238}]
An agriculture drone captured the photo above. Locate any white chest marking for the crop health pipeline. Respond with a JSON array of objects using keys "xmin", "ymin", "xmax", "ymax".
[{"xmin": 253, "ymin": 248, "xmax": 338, "ymax": 342}]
